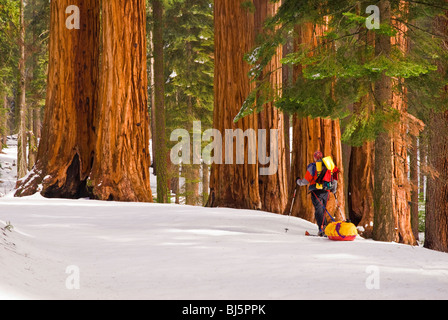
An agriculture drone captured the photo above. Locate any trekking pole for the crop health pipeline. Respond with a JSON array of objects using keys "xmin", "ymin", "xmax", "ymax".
[{"xmin": 285, "ymin": 184, "xmax": 298, "ymax": 233}]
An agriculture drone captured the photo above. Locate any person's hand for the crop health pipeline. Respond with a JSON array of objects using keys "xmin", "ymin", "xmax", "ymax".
[{"xmin": 331, "ymin": 181, "xmax": 338, "ymax": 194}]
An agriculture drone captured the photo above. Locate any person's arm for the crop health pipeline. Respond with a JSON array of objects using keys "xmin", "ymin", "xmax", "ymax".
[
  {"xmin": 296, "ymin": 164, "xmax": 314, "ymax": 186},
  {"xmin": 296, "ymin": 177, "xmax": 309, "ymax": 186}
]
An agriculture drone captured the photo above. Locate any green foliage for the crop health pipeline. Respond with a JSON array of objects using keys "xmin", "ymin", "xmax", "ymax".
[
  {"xmin": 241, "ymin": 1, "xmax": 256, "ymax": 13},
  {"xmin": 0, "ymin": 0, "xmax": 49, "ymax": 136},
  {"xmin": 237, "ymin": 0, "xmax": 448, "ymax": 146},
  {"xmin": 162, "ymin": 0, "xmax": 214, "ymax": 139},
  {"xmin": 0, "ymin": 0, "xmax": 20, "ymax": 96}
]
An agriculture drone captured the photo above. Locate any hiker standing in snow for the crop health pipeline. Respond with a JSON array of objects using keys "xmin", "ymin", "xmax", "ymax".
[{"xmin": 296, "ymin": 151, "xmax": 339, "ymax": 237}]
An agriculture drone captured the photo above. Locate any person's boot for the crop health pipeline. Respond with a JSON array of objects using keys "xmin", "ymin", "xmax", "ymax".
[{"xmin": 318, "ymin": 228, "xmax": 327, "ymax": 237}]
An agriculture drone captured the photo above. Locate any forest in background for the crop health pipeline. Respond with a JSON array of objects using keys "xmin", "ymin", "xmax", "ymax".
[{"xmin": 0, "ymin": 0, "xmax": 447, "ymax": 253}]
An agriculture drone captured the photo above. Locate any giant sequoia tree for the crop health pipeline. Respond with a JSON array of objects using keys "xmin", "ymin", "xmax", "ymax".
[
  {"xmin": 15, "ymin": 0, "xmax": 100, "ymax": 198},
  {"xmin": 288, "ymin": 23, "xmax": 347, "ymax": 222},
  {"xmin": 90, "ymin": 0, "xmax": 153, "ymax": 202},
  {"xmin": 208, "ymin": 0, "xmax": 288, "ymax": 212},
  {"xmin": 15, "ymin": 0, "xmax": 153, "ymax": 202},
  {"xmin": 425, "ymin": 13, "xmax": 448, "ymax": 253},
  {"xmin": 208, "ymin": 0, "xmax": 261, "ymax": 209},
  {"xmin": 254, "ymin": 0, "xmax": 288, "ymax": 214}
]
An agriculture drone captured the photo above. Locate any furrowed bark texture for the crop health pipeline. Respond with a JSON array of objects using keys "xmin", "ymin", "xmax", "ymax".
[
  {"xmin": 425, "ymin": 12, "xmax": 448, "ymax": 253},
  {"xmin": 208, "ymin": 0, "xmax": 261, "ymax": 209},
  {"xmin": 15, "ymin": 0, "xmax": 100, "ymax": 198},
  {"xmin": 90, "ymin": 0, "xmax": 153, "ymax": 202},
  {"xmin": 373, "ymin": 1, "xmax": 395, "ymax": 242},
  {"xmin": 254, "ymin": 0, "xmax": 288, "ymax": 214},
  {"xmin": 289, "ymin": 22, "xmax": 347, "ymax": 223}
]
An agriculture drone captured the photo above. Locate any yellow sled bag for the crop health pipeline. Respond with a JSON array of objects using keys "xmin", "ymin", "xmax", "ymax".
[{"xmin": 325, "ymin": 221, "xmax": 358, "ymax": 241}]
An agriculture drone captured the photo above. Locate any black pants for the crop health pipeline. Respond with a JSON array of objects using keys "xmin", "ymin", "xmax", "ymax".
[{"xmin": 311, "ymin": 190, "xmax": 330, "ymax": 230}]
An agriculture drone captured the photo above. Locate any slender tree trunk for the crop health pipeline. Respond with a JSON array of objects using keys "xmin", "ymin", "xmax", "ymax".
[
  {"xmin": 90, "ymin": 0, "xmax": 152, "ymax": 202},
  {"xmin": 348, "ymin": 21, "xmax": 375, "ymax": 236},
  {"xmin": 184, "ymin": 39, "xmax": 200, "ymax": 206},
  {"xmin": 410, "ymin": 134, "xmax": 419, "ymax": 240},
  {"xmin": 254, "ymin": 0, "xmax": 288, "ymax": 214},
  {"xmin": 28, "ymin": 112, "xmax": 37, "ymax": 171},
  {"xmin": 148, "ymin": 6, "xmax": 157, "ymax": 176},
  {"xmin": 0, "ymin": 92, "xmax": 8, "ymax": 153},
  {"xmin": 202, "ymin": 162, "xmax": 209, "ymax": 205},
  {"xmin": 208, "ymin": 0, "xmax": 261, "ymax": 210},
  {"xmin": 17, "ymin": 0, "xmax": 27, "ymax": 179},
  {"xmin": 15, "ymin": 0, "xmax": 100, "ymax": 198},
  {"xmin": 373, "ymin": 1, "xmax": 395, "ymax": 242},
  {"xmin": 152, "ymin": 0, "xmax": 169, "ymax": 203},
  {"xmin": 390, "ymin": 2, "xmax": 417, "ymax": 245}
]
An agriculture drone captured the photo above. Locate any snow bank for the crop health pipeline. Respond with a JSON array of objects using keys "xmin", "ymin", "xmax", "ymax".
[{"xmin": 0, "ymin": 194, "xmax": 447, "ymax": 300}]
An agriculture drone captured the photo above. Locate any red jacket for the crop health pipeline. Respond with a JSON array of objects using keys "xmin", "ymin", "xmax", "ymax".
[{"xmin": 297, "ymin": 162, "xmax": 339, "ymax": 191}]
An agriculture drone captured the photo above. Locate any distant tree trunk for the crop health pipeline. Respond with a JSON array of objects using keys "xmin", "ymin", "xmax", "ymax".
[
  {"xmin": 410, "ymin": 134, "xmax": 419, "ymax": 240},
  {"xmin": 27, "ymin": 112, "xmax": 37, "ymax": 171},
  {"xmin": 282, "ymin": 0, "xmax": 293, "ymax": 197},
  {"xmin": 202, "ymin": 162, "xmax": 209, "ymax": 205},
  {"xmin": 208, "ymin": 0, "xmax": 261, "ymax": 209},
  {"xmin": 152, "ymin": 0, "xmax": 169, "ymax": 203},
  {"xmin": 171, "ymin": 164, "xmax": 180, "ymax": 204},
  {"xmin": 419, "ymin": 131, "xmax": 428, "ymax": 201},
  {"xmin": 0, "ymin": 93, "xmax": 7, "ymax": 153},
  {"xmin": 0, "ymin": 92, "xmax": 8, "ymax": 153},
  {"xmin": 254, "ymin": 0, "xmax": 288, "ymax": 214},
  {"xmin": 90, "ymin": 0, "xmax": 152, "ymax": 202},
  {"xmin": 27, "ymin": 0, "xmax": 39, "ymax": 171},
  {"xmin": 390, "ymin": 3, "xmax": 416, "ymax": 245},
  {"xmin": 15, "ymin": 0, "xmax": 100, "ymax": 198},
  {"xmin": 184, "ymin": 41, "xmax": 200, "ymax": 206},
  {"xmin": 148, "ymin": 6, "xmax": 157, "ymax": 175},
  {"xmin": 373, "ymin": 1, "xmax": 395, "ymax": 242},
  {"xmin": 17, "ymin": 0, "xmax": 27, "ymax": 179}
]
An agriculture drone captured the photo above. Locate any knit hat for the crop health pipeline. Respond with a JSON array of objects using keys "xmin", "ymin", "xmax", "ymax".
[{"xmin": 314, "ymin": 151, "xmax": 323, "ymax": 161}]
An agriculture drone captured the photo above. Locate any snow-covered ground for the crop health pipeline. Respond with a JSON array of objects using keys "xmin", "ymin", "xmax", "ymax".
[
  {"xmin": 1, "ymin": 193, "xmax": 448, "ymax": 300},
  {"xmin": 1, "ymin": 136, "xmax": 448, "ymax": 300}
]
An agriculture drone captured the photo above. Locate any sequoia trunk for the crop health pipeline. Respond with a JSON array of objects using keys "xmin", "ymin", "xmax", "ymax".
[
  {"xmin": 90, "ymin": 0, "xmax": 153, "ymax": 202},
  {"xmin": 208, "ymin": 0, "xmax": 261, "ymax": 209},
  {"xmin": 15, "ymin": 0, "xmax": 100, "ymax": 198},
  {"xmin": 152, "ymin": 0, "xmax": 169, "ymax": 203},
  {"xmin": 289, "ymin": 23, "xmax": 346, "ymax": 223},
  {"xmin": 254, "ymin": 0, "xmax": 288, "ymax": 214}
]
